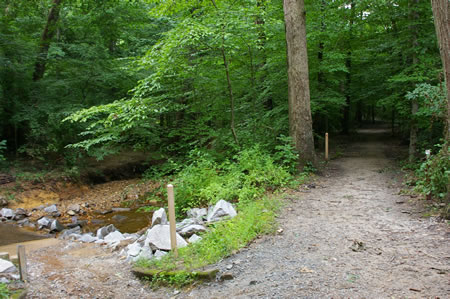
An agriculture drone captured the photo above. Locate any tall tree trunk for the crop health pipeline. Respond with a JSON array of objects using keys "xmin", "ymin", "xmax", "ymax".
[
  {"xmin": 221, "ymin": 39, "xmax": 239, "ymax": 146},
  {"xmin": 431, "ymin": 0, "xmax": 450, "ymax": 141},
  {"xmin": 409, "ymin": 0, "xmax": 419, "ymax": 162},
  {"xmin": 318, "ymin": 0, "xmax": 327, "ymax": 132},
  {"xmin": 283, "ymin": 0, "xmax": 316, "ymax": 165},
  {"xmin": 33, "ymin": 0, "xmax": 62, "ymax": 82},
  {"xmin": 342, "ymin": 0, "xmax": 354, "ymax": 134}
]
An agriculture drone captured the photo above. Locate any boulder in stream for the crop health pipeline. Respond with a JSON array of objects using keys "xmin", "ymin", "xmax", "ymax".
[
  {"xmin": 37, "ymin": 217, "xmax": 52, "ymax": 229},
  {"xmin": 50, "ymin": 220, "xmax": 65, "ymax": 232},
  {"xmin": 0, "ymin": 208, "xmax": 15, "ymax": 219}
]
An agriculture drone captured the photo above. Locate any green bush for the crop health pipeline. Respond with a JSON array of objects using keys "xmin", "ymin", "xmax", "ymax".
[
  {"xmin": 414, "ymin": 145, "xmax": 449, "ymax": 201},
  {"xmin": 173, "ymin": 146, "xmax": 291, "ymax": 214}
]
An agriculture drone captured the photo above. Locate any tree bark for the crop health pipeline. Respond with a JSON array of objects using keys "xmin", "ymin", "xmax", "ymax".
[
  {"xmin": 33, "ymin": 0, "xmax": 62, "ymax": 82},
  {"xmin": 221, "ymin": 38, "xmax": 239, "ymax": 146},
  {"xmin": 409, "ymin": 0, "xmax": 419, "ymax": 162},
  {"xmin": 283, "ymin": 0, "xmax": 316, "ymax": 165},
  {"xmin": 342, "ymin": 0, "xmax": 354, "ymax": 134},
  {"xmin": 431, "ymin": 0, "xmax": 450, "ymax": 141}
]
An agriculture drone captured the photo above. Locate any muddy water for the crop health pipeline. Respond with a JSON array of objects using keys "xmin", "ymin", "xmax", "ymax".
[
  {"xmin": 84, "ymin": 209, "xmax": 152, "ymax": 234},
  {"xmin": 0, "ymin": 223, "xmax": 47, "ymax": 246}
]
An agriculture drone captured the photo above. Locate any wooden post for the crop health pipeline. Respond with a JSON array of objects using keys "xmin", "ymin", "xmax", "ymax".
[
  {"xmin": 167, "ymin": 184, "xmax": 178, "ymax": 257},
  {"xmin": 325, "ymin": 133, "xmax": 329, "ymax": 161},
  {"xmin": 17, "ymin": 245, "xmax": 27, "ymax": 282}
]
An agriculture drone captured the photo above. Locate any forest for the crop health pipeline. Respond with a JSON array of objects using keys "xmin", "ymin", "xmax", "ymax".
[
  {"xmin": 0, "ymin": 0, "xmax": 448, "ymax": 205},
  {"xmin": 0, "ymin": 0, "xmax": 449, "ymax": 295}
]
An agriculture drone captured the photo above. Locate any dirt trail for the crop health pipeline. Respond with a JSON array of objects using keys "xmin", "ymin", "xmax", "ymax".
[
  {"xmin": 183, "ymin": 126, "xmax": 449, "ymax": 298},
  {"xmin": 24, "ymin": 126, "xmax": 449, "ymax": 298}
]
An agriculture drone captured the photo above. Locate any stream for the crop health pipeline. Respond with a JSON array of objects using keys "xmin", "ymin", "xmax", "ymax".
[{"xmin": 0, "ymin": 223, "xmax": 47, "ymax": 246}]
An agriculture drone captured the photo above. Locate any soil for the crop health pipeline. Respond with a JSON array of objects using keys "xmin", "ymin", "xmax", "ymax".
[{"xmin": 14, "ymin": 126, "xmax": 450, "ymax": 298}]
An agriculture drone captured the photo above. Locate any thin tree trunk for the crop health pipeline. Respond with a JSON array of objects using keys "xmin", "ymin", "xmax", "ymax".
[
  {"xmin": 431, "ymin": 0, "xmax": 450, "ymax": 141},
  {"xmin": 210, "ymin": 0, "xmax": 239, "ymax": 145},
  {"xmin": 342, "ymin": 0, "xmax": 354, "ymax": 134},
  {"xmin": 409, "ymin": 0, "xmax": 419, "ymax": 162},
  {"xmin": 221, "ymin": 41, "xmax": 239, "ymax": 146},
  {"xmin": 33, "ymin": 0, "xmax": 62, "ymax": 81},
  {"xmin": 283, "ymin": 0, "xmax": 316, "ymax": 165}
]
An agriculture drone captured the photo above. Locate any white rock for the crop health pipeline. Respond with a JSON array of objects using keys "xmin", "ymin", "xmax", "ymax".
[
  {"xmin": 104, "ymin": 230, "xmax": 125, "ymax": 244},
  {"xmin": 145, "ymin": 225, "xmax": 187, "ymax": 251},
  {"xmin": 60, "ymin": 227, "xmax": 82, "ymax": 239},
  {"xmin": 96, "ymin": 224, "xmax": 116, "ymax": 239},
  {"xmin": 67, "ymin": 204, "xmax": 80, "ymax": 213},
  {"xmin": 176, "ymin": 218, "xmax": 197, "ymax": 232},
  {"xmin": 187, "ymin": 208, "xmax": 207, "ymax": 220},
  {"xmin": 50, "ymin": 220, "xmax": 65, "ymax": 232},
  {"xmin": 137, "ymin": 246, "xmax": 153, "ymax": 260},
  {"xmin": 79, "ymin": 234, "xmax": 98, "ymax": 243},
  {"xmin": 179, "ymin": 224, "xmax": 207, "ymax": 237},
  {"xmin": 37, "ymin": 217, "xmax": 51, "ymax": 229},
  {"xmin": 0, "ymin": 208, "xmax": 15, "ymax": 219},
  {"xmin": 188, "ymin": 234, "xmax": 202, "ymax": 243},
  {"xmin": 151, "ymin": 208, "xmax": 168, "ymax": 227},
  {"xmin": 126, "ymin": 242, "xmax": 142, "ymax": 257},
  {"xmin": 207, "ymin": 200, "xmax": 237, "ymax": 222},
  {"xmin": 0, "ymin": 259, "xmax": 16, "ymax": 273},
  {"xmin": 43, "ymin": 204, "xmax": 58, "ymax": 214},
  {"xmin": 154, "ymin": 250, "xmax": 167, "ymax": 260}
]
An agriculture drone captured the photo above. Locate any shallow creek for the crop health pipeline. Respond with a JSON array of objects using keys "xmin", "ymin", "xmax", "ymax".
[{"xmin": 0, "ymin": 223, "xmax": 47, "ymax": 246}]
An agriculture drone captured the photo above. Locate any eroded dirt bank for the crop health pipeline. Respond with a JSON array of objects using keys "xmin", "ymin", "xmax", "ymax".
[{"xmin": 24, "ymin": 126, "xmax": 449, "ymax": 298}]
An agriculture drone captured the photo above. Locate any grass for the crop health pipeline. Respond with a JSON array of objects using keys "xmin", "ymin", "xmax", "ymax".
[
  {"xmin": 0, "ymin": 283, "xmax": 10, "ymax": 299},
  {"xmin": 135, "ymin": 196, "xmax": 281, "ymax": 287}
]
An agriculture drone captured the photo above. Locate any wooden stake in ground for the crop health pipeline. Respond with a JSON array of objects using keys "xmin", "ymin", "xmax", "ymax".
[
  {"xmin": 325, "ymin": 133, "xmax": 329, "ymax": 161},
  {"xmin": 17, "ymin": 245, "xmax": 27, "ymax": 282},
  {"xmin": 167, "ymin": 184, "xmax": 178, "ymax": 257}
]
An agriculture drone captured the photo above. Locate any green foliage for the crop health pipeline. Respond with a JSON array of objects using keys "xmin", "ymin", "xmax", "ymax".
[
  {"xmin": 173, "ymin": 146, "xmax": 291, "ymax": 214},
  {"xmin": 0, "ymin": 140, "xmax": 6, "ymax": 162},
  {"xmin": 414, "ymin": 145, "xmax": 449, "ymax": 201},
  {"xmin": 135, "ymin": 196, "xmax": 280, "ymax": 280},
  {"xmin": 0, "ymin": 283, "xmax": 9, "ymax": 299}
]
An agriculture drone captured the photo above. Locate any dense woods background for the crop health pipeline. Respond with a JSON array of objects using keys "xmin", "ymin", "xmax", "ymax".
[{"xmin": 0, "ymin": 0, "xmax": 448, "ymax": 202}]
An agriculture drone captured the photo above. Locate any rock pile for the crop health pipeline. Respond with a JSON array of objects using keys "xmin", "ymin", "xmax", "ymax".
[{"xmin": 58, "ymin": 200, "xmax": 237, "ymax": 263}]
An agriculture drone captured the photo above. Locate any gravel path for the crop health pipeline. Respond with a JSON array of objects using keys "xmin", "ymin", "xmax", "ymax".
[
  {"xmin": 25, "ymin": 127, "xmax": 449, "ymax": 298},
  {"xmin": 183, "ymin": 127, "xmax": 449, "ymax": 298}
]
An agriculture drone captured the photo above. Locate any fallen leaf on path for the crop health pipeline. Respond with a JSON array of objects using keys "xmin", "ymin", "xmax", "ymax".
[{"xmin": 299, "ymin": 266, "xmax": 314, "ymax": 273}]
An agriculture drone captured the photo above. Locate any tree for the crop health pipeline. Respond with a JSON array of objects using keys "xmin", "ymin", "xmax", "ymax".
[
  {"xmin": 33, "ymin": 0, "xmax": 62, "ymax": 82},
  {"xmin": 283, "ymin": 0, "xmax": 316, "ymax": 165},
  {"xmin": 431, "ymin": 0, "xmax": 450, "ymax": 141}
]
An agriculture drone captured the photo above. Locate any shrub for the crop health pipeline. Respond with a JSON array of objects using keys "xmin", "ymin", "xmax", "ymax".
[
  {"xmin": 172, "ymin": 146, "xmax": 291, "ymax": 214},
  {"xmin": 414, "ymin": 145, "xmax": 449, "ymax": 201}
]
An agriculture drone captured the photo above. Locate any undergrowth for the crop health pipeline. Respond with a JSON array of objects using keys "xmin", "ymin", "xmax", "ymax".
[
  {"xmin": 135, "ymin": 196, "xmax": 281, "ymax": 287},
  {"xmin": 135, "ymin": 139, "xmax": 302, "ymax": 287},
  {"xmin": 0, "ymin": 283, "xmax": 9, "ymax": 299},
  {"xmin": 414, "ymin": 145, "xmax": 449, "ymax": 218}
]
